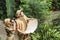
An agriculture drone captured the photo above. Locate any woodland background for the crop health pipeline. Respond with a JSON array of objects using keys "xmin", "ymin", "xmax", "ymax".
[{"xmin": 0, "ymin": 0, "xmax": 60, "ymax": 40}]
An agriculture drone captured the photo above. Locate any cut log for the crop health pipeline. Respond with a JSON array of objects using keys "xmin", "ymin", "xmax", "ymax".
[{"xmin": 19, "ymin": 19, "xmax": 38, "ymax": 34}]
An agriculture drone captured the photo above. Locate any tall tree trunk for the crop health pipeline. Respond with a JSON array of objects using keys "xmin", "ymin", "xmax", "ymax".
[{"xmin": 6, "ymin": 0, "xmax": 15, "ymax": 18}]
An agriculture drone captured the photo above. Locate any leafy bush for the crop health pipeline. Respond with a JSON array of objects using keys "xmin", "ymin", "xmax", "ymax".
[
  {"xmin": 52, "ymin": 0, "xmax": 60, "ymax": 10},
  {"xmin": 0, "ymin": 0, "xmax": 6, "ymax": 20}
]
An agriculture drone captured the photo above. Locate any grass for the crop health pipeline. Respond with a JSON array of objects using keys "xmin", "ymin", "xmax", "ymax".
[{"xmin": 0, "ymin": 37, "xmax": 1, "ymax": 40}]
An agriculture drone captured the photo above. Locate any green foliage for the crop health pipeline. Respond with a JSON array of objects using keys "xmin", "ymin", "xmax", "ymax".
[
  {"xmin": 0, "ymin": 0, "xmax": 7, "ymax": 20},
  {"xmin": 52, "ymin": 0, "xmax": 60, "ymax": 10},
  {"xmin": 19, "ymin": 0, "xmax": 52, "ymax": 21}
]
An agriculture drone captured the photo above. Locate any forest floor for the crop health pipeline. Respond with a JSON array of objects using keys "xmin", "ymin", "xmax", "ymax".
[{"xmin": 0, "ymin": 11, "xmax": 60, "ymax": 40}]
